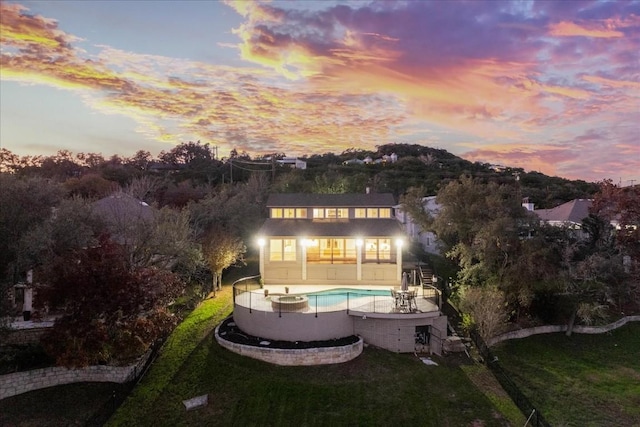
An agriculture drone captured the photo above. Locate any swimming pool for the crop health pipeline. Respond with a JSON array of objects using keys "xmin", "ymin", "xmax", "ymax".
[{"xmin": 305, "ymin": 288, "xmax": 391, "ymax": 308}]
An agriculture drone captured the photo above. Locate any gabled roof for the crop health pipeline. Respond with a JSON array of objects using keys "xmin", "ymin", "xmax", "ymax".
[
  {"xmin": 92, "ymin": 192, "xmax": 155, "ymax": 224},
  {"xmin": 266, "ymin": 193, "xmax": 396, "ymax": 208},
  {"xmin": 534, "ymin": 199, "xmax": 592, "ymax": 224},
  {"xmin": 258, "ymin": 218, "xmax": 404, "ymax": 237}
]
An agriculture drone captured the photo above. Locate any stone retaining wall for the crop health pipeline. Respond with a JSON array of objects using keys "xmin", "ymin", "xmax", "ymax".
[
  {"xmin": 1, "ymin": 327, "xmax": 49, "ymax": 346},
  {"xmin": 487, "ymin": 315, "xmax": 640, "ymax": 347},
  {"xmin": 215, "ymin": 325, "xmax": 363, "ymax": 366},
  {"xmin": 0, "ymin": 350, "xmax": 152, "ymax": 400}
]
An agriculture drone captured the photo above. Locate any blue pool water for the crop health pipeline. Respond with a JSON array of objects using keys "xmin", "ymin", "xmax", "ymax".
[{"xmin": 306, "ymin": 288, "xmax": 391, "ymax": 308}]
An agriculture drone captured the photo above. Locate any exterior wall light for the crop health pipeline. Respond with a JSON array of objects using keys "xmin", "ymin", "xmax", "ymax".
[
  {"xmin": 257, "ymin": 238, "xmax": 266, "ymax": 247},
  {"xmin": 355, "ymin": 238, "xmax": 363, "ymax": 247},
  {"xmin": 395, "ymin": 238, "xmax": 404, "ymax": 247}
]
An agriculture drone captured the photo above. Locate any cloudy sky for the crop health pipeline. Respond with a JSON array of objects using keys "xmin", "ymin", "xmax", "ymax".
[{"xmin": 1, "ymin": 0, "xmax": 639, "ymax": 184}]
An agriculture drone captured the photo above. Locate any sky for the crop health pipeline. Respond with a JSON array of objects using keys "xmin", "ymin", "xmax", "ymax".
[{"xmin": 1, "ymin": 0, "xmax": 639, "ymax": 184}]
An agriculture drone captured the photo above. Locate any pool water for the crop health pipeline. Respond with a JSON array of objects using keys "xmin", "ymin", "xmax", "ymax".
[{"xmin": 306, "ymin": 288, "xmax": 391, "ymax": 308}]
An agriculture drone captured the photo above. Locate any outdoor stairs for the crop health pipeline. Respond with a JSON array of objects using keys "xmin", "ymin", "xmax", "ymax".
[{"xmin": 419, "ymin": 264, "xmax": 434, "ymax": 288}]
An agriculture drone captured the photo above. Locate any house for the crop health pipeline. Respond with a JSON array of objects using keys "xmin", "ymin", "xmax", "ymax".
[
  {"xmin": 534, "ymin": 199, "xmax": 593, "ymax": 230},
  {"xmin": 91, "ymin": 192, "xmax": 155, "ymax": 245},
  {"xmin": 257, "ymin": 192, "xmax": 405, "ymax": 286},
  {"xmin": 276, "ymin": 157, "xmax": 307, "ymax": 170},
  {"xmin": 234, "ymin": 192, "xmax": 450, "ymax": 356},
  {"xmin": 395, "ymin": 196, "xmax": 441, "ymax": 255}
]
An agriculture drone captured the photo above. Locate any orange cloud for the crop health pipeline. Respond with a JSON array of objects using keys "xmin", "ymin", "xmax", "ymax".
[{"xmin": 549, "ymin": 21, "xmax": 624, "ymax": 38}]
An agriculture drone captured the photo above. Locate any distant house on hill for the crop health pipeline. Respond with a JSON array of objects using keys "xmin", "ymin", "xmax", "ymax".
[{"xmin": 276, "ymin": 157, "xmax": 307, "ymax": 170}]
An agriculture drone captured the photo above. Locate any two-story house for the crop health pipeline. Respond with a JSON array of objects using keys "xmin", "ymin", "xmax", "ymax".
[{"xmin": 257, "ymin": 192, "xmax": 406, "ymax": 287}]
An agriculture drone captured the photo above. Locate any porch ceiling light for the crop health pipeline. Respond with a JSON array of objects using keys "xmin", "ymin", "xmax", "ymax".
[
  {"xmin": 257, "ymin": 237, "xmax": 266, "ymax": 247},
  {"xmin": 355, "ymin": 238, "xmax": 363, "ymax": 247},
  {"xmin": 395, "ymin": 238, "xmax": 404, "ymax": 247}
]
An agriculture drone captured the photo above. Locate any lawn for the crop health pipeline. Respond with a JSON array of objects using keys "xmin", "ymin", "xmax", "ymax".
[
  {"xmin": 107, "ymin": 287, "xmax": 512, "ymax": 427},
  {"xmin": 492, "ymin": 323, "xmax": 640, "ymax": 427}
]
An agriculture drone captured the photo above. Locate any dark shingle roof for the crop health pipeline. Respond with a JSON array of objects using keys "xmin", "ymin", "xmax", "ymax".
[
  {"xmin": 257, "ymin": 218, "xmax": 404, "ymax": 237},
  {"xmin": 266, "ymin": 193, "xmax": 396, "ymax": 208},
  {"xmin": 535, "ymin": 199, "xmax": 592, "ymax": 224}
]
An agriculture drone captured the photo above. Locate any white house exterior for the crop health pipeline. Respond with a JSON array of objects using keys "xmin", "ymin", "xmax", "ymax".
[
  {"xmin": 395, "ymin": 196, "xmax": 441, "ymax": 255},
  {"xmin": 257, "ymin": 193, "xmax": 406, "ymax": 286}
]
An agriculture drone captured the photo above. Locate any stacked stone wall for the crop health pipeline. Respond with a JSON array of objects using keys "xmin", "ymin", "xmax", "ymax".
[
  {"xmin": 216, "ymin": 329, "xmax": 363, "ymax": 366},
  {"xmin": 0, "ymin": 351, "xmax": 151, "ymax": 400},
  {"xmin": 1, "ymin": 328, "xmax": 48, "ymax": 346},
  {"xmin": 487, "ymin": 315, "xmax": 640, "ymax": 347}
]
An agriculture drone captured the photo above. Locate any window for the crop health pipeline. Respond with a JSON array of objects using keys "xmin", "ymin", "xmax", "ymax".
[
  {"xmin": 306, "ymin": 238, "xmax": 356, "ymax": 264},
  {"xmin": 269, "ymin": 239, "xmax": 296, "ymax": 261},
  {"xmin": 283, "ymin": 208, "xmax": 296, "ymax": 218},
  {"xmin": 367, "ymin": 208, "xmax": 378, "ymax": 218},
  {"xmin": 326, "ymin": 208, "xmax": 337, "ymax": 218},
  {"xmin": 337, "ymin": 208, "xmax": 348, "ymax": 218},
  {"xmin": 364, "ymin": 238, "xmax": 391, "ymax": 262},
  {"xmin": 313, "ymin": 208, "xmax": 324, "ymax": 219},
  {"xmin": 379, "ymin": 208, "xmax": 391, "ymax": 218},
  {"xmin": 296, "ymin": 208, "xmax": 307, "ymax": 218},
  {"xmin": 271, "ymin": 208, "xmax": 282, "ymax": 218},
  {"xmin": 355, "ymin": 208, "xmax": 366, "ymax": 218}
]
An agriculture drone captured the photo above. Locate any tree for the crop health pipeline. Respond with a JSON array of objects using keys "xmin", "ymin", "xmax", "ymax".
[
  {"xmin": 201, "ymin": 226, "xmax": 246, "ymax": 297},
  {"xmin": 38, "ymin": 235, "xmax": 184, "ymax": 367},
  {"xmin": 0, "ymin": 175, "xmax": 65, "ymax": 285},
  {"xmin": 459, "ymin": 286, "xmax": 508, "ymax": 340}
]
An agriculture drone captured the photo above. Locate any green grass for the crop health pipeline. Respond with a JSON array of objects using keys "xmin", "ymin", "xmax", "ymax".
[
  {"xmin": 107, "ymin": 286, "xmax": 234, "ymax": 426},
  {"xmin": 492, "ymin": 323, "xmax": 640, "ymax": 427},
  {"xmin": 110, "ymin": 339, "xmax": 509, "ymax": 427},
  {"xmin": 105, "ymin": 286, "xmax": 513, "ymax": 427},
  {"xmin": 0, "ymin": 382, "xmax": 118, "ymax": 426}
]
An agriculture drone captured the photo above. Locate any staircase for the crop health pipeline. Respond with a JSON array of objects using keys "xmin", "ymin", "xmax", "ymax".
[{"xmin": 418, "ymin": 264, "xmax": 434, "ymax": 288}]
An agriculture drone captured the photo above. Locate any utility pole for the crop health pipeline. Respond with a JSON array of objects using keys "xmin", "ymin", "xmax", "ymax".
[
  {"xmin": 272, "ymin": 156, "xmax": 276, "ymax": 181},
  {"xmin": 230, "ymin": 158, "xmax": 233, "ymax": 184}
]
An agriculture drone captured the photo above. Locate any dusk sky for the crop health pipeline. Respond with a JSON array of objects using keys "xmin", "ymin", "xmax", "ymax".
[{"xmin": 1, "ymin": 0, "xmax": 639, "ymax": 184}]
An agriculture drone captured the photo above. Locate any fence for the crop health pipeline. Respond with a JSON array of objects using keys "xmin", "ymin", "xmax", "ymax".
[
  {"xmin": 470, "ymin": 329, "xmax": 551, "ymax": 427},
  {"xmin": 84, "ymin": 339, "xmax": 162, "ymax": 427},
  {"xmin": 233, "ymin": 278, "xmax": 442, "ymax": 316}
]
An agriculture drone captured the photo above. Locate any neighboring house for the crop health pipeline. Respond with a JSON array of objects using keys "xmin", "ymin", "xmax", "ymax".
[
  {"xmin": 257, "ymin": 193, "xmax": 406, "ymax": 286},
  {"xmin": 395, "ymin": 196, "xmax": 441, "ymax": 255},
  {"xmin": 276, "ymin": 157, "xmax": 307, "ymax": 170},
  {"xmin": 534, "ymin": 199, "xmax": 593, "ymax": 231},
  {"xmin": 91, "ymin": 192, "xmax": 155, "ymax": 246}
]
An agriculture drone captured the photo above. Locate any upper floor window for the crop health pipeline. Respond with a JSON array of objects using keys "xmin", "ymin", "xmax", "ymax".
[
  {"xmin": 313, "ymin": 208, "xmax": 348, "ymax": 219},
  {"xmin": 367, "ymin": 208, "xmax": 379, "ymax": 218},
  {"xmin": 272, "ymin": 208, "xmax": 307, "ymax": 218},
  {"xmin": 379, "ymin": 208, "xmax": 391, "ymax": 218},
  {"xmin": 355, "ymin": 208, "xmax": 366, "ymax": 218}
]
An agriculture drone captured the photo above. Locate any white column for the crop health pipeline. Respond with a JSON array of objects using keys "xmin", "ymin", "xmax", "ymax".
[
  {"xmin": 301, "ymin": 239, "xmax": 307, "ymax": 281},
  {"xmin": 396, "ymin": 239, "xmax": 403, "ymax": 281},
  {"xmin": 356, "ymin": 239, "xmax": 363, "ymax": 281},
  {"xmin": 258, "ymin": 239, "xmax": 265, "ymax": 279}
]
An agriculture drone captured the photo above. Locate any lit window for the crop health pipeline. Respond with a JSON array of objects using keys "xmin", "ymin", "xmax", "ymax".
[
  {"xmin": 307, "ymin": 238, "xmax": 356, "ymax": 264},
  {"xmin": 326, "ymin": 208, "xmax": 337, "ymax": 218},
  {"xmin": 313, "ymin": 208, "xmax": 324, "ymax": 219},
  {"xmin": 364, "ymin": 238, "xmax": 391, "ymax": 261},
  {"xmin": 271, "ymin": 208, "xmax": 282, "ymax": 218},
  {"xmin": 269, "ymin": 239, "xmax": 296, "ymax": 261},
  {"xmin": 355, "ymin": 208, "xmax": 366, "ymax": 218},
  {"xmin": 296, "ymin": 208, "xmax": 307, "ymax": 218},
  {"xmin": 337, "ymin": 208, "xmax": 348, "ymax": 218},
  {"xmin": 367, "ymin": 208, "xmax": 378, "ymax": 218},
  {"xmin": 283, "ymin": 208, "xmax": 296, "ymax": 218},
  {"xmin": 379, "ymin": 208, "xmax": 391, "ymax": 218}
]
